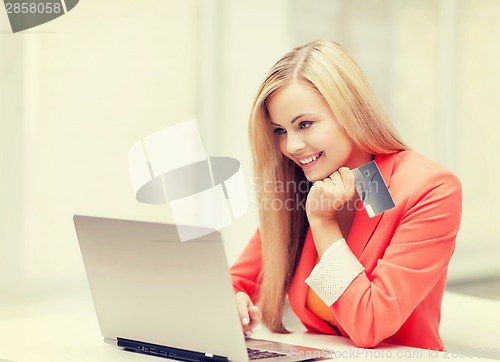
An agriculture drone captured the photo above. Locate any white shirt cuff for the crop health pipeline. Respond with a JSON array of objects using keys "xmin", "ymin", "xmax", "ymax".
[{"xmin": 305, "ymin": 238, "xmax": 364, "ymax": 306}]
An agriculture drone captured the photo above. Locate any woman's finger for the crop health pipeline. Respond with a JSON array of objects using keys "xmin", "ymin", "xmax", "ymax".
[
  {"xmin": 338, "ymin": 167, "xmax": 356, "ymax": 199},
  {"xmin": 235, "ymin": 292, "xmax": 251, "ymax": 325},
  {"xmin": 248, "ymin": 305, "xmax": 262, "ymax": 329},
  {"xmin": 328, "ymin": 171, "xmax": 343, "ymax": 191}
]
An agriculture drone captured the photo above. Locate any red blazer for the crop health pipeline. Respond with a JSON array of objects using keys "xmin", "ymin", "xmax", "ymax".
[{"xmin": 230, "ymin": 151, "xmax": 462, "ymax": 350}]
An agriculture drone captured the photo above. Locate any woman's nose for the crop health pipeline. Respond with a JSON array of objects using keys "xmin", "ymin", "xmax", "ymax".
[{"xmin": 285, "ymin": 132, "xmax": 306, "ymax": 155}]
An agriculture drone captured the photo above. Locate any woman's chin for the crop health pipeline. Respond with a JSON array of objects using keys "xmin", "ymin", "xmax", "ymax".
[{"xmin": 304, "ymin": 171, "xmax": 326, "ymax": 183}]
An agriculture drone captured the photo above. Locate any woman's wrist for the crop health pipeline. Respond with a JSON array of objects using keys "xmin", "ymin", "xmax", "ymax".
[
  {"xmin": 308, "ymin": 215, "xmax": 335, "ymax": 227},
  {"xmin": 308, "ymin": 217, "xmax": 344, "ymax": 257}
]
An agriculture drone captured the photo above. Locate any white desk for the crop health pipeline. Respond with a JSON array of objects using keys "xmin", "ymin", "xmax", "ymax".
[{"xmin": 0, "ymin": 289, "xmax": 498, "ymax": 362}]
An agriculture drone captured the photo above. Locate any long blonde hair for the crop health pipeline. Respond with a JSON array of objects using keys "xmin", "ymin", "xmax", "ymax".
[{"xmin": 249, "ymin": 40, "xmax": 407, "ymax": 333}]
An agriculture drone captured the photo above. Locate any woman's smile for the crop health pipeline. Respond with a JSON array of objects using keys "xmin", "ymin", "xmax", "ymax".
[{"xmin": 297, "ymin": 151, "xmax": 323, "ymax": 169}]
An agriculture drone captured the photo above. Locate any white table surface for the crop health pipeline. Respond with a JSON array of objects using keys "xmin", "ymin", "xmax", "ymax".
[{"xmin": 0, "ymin": 289, "xmax": 498, "ymax": 362}]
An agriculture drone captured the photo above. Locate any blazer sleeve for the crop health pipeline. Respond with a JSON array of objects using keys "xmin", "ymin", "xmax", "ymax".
[
  {"xmin": 229, "ymin": 229, "xmax": 263, "ymax": 303},
  {"xmin": 328, "ymin": 169, "xmax": 461, "ymax": 347}
]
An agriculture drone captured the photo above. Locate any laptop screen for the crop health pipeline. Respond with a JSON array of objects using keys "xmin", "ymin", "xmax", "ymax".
[{"xmin": 74, "ymin": 215, "xmax": 249, "ymax": 362}]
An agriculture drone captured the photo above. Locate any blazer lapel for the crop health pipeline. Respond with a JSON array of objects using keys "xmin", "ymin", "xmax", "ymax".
[
  {"xmin": 347, "ymin": 153, "xmax": 397, "ymax": 258},
  {"xmin": 289, "ymin": 228, "xmax": 316, "ymax": 311}
]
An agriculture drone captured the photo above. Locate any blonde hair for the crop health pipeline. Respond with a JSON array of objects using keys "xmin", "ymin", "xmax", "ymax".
[{"xmin": 249, "ymin": 40, "xmax": 407, "ymax": 333}]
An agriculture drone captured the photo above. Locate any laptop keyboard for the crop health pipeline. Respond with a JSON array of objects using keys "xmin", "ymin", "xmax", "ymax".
[{"xmin": 247, "ymin": 347, "xmax": 287, "ymax": 360}]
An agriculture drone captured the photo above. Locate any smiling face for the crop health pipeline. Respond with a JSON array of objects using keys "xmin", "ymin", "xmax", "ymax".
[{"xmin": 267, "ymin": 81, "xmax": 372, "ymax": 182}]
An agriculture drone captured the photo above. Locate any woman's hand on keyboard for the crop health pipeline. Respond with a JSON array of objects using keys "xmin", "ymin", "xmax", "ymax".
[{"xmin": 235, "ymin": 292, "xmax": 262, "ymax": 337}]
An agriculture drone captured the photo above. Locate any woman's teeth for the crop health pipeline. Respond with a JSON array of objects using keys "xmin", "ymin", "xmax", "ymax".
[{"xmin": 300, "ymin": 154, "xmax": 320, "ymax": 165}]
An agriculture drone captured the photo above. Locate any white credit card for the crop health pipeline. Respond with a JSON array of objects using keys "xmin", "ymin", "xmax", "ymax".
[{"xmin": 352, "ymin": 161, "xmax": 395, "ymax": 218}]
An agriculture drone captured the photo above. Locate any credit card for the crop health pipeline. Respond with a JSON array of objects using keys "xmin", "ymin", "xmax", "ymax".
[{"xmin": 352, "ymin": 161, "xmax": 395, "ymax": 218}]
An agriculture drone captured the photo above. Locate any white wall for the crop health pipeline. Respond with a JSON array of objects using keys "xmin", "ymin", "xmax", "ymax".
[
  {"xmin": 0, "ymin": 0, "xmax": 199, "ymax": 295},
  {"xmin": 1, "ymin": 0, "xmax": 499, "ymax": 301}
]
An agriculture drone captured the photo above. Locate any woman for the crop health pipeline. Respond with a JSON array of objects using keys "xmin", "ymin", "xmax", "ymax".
[{"xmin": 230, "ymin": 40, "xmax": 462, "ymax": 350}]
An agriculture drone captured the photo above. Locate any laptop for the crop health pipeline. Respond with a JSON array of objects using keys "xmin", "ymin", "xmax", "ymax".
[{"xmin": 74, "ymin": 215, "xmax": 325, "ymax": 362}]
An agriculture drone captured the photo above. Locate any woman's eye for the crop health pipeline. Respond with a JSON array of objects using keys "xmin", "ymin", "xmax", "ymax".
[
  {"xmin": 273, "ymin": 128, "xmax": 286, "ymax": 135},
  {"xmin": 299, "ymin": 121, "xmax": 313, "ymax": 129}
]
